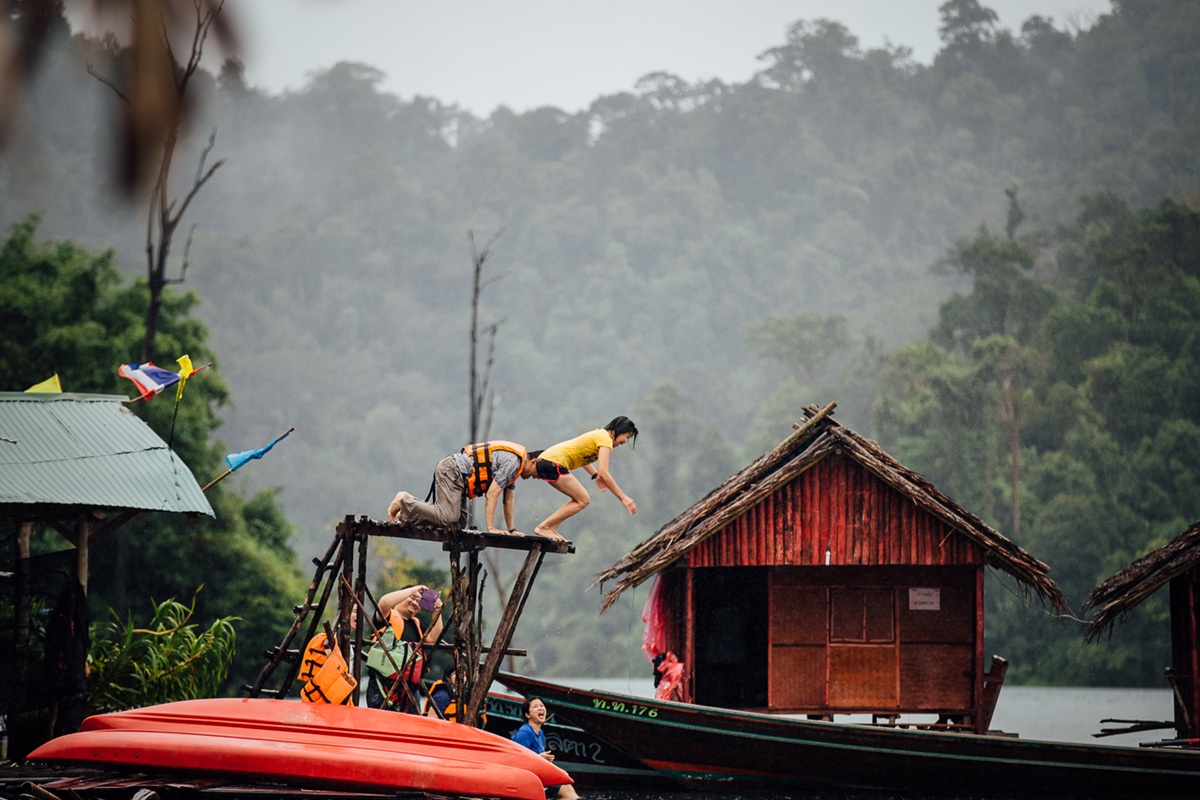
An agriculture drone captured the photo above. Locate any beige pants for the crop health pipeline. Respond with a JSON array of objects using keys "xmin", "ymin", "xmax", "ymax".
[{"xmin": 393, "ymin": 455, "xmax": 467, "ymax": 527}]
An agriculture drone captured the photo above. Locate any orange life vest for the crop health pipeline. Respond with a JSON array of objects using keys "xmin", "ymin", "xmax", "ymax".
[
  {"xmin": 298, "ymin": 632, "xmax": 357, "ymax": 705},
  {"xmin": 462, "ymin": 440, "xmax": 528, "ymax": 499}
]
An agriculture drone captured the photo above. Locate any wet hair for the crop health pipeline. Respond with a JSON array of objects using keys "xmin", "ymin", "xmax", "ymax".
[
  {"xmin": 521, "ymin": 696, "xmax": 544, "ymax": 719},
  {"xmin": 604, "ymin": 416, "xmax": 638, "ymax": 449},
  {"xmin": 527, "ymin": 449, "xmax": 543, "ymax": 460}
]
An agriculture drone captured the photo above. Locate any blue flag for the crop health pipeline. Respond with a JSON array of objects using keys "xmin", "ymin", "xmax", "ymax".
[{"xmin": 225, "ymin": 429, "xmax": 293, "ymax": 472}]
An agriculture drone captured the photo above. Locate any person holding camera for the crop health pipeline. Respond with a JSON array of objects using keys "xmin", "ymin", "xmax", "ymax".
[{"xmin": 365, "ymin": 585, "xmax": 444, "ymax": 713}]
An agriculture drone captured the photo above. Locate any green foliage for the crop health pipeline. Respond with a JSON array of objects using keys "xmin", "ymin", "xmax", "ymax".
[
  {"xmin": 372, "ymin": 539, "xmax": 449, "ymax": 597},
  {"xmin": 87, "ymin": 594, "xmax": 237, "ymax": 714},
  {"xmin": 878, "ymin": 194, "xmax": 1200, "ymax": 684},
  {"xmin": 0, "ymin": 216, "xmax": 307, "ymax": 693},
  {"xmin": 745, "ymin": 312, "xmax": 850, "ymax": 382}
]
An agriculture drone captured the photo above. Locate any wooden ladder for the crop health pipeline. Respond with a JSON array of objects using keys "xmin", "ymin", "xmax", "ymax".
[{"xmin": 245, "ymin": 515, "xmax": 572, "ymax": 725}]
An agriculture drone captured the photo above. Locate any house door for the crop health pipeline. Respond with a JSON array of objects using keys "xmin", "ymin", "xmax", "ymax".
[
  {"xmin": 692, "ymin": 567, "xmax": 768, "ymax": 708},
  {"xmin": 828, "ymin": 587, "xmax": 899, "ymax": 708}
]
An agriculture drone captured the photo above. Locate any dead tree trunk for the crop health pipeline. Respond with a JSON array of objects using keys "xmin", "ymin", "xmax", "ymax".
[{"xmin": 89, "ymin": 0, "xmax": 229, "ymax": 613}]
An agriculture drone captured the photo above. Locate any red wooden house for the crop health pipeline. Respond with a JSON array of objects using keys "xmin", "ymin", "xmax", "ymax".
[
  {"xmin": 598, "ymin": 404, "xmax": 1066, "ymax": 734},
  {"xmin": 1084, "ymin": 522, "xmax": 1200, "ymax": 741}
]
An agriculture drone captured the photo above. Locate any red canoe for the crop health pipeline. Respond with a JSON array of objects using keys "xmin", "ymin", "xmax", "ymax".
[{"xmin": 28, "ymin": 698, "xmax": 570, "ymax": 800}]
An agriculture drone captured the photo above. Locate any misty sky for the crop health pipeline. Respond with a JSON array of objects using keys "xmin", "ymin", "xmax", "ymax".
[{"xmin": 235, "ymin": 0, "xmax": 1112, "ymax": 117}]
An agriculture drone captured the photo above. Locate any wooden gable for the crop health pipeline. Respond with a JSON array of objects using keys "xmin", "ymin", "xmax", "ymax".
[{"xmin": 686, "ymin": 453, "xmax": 984, "ymax": 569}]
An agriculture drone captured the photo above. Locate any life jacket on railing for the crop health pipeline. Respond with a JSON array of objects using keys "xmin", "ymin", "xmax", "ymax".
[
  {"xmin": 462, "ymin": 441, "xmax": 528, "ymax": 499},
  {"xmin": 298, "ymin": 632, "xmax": 357, "ymax": 705}
]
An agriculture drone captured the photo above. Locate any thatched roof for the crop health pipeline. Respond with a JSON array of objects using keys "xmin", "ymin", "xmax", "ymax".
[
  {"xmin": 1082, "ymin": 521, "xmax": 1200, "ymax": 641},
  {"xmin": 596, "ymin": 403, "xmax": 1066, "ymax": 613}
]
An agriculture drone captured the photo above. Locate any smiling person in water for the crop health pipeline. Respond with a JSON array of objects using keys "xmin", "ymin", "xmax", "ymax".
[
  {"xmin": 530, "ymin": 416, "xmax": 638, "ymax": 540},
  {"xmin": 511, "ymin": 697, "xmax": 580, "ymax": 800}
]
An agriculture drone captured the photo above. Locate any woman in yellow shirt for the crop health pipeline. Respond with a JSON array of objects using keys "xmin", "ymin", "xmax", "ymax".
[{"xmin": 532, "ymin": 416, "xmax": 638, "ymax": 539}]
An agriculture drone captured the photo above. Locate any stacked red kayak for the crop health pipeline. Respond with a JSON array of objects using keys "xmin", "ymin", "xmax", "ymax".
[{"xmin": 28, "ymin": 697, "xmax": 571, "ymax": 800}]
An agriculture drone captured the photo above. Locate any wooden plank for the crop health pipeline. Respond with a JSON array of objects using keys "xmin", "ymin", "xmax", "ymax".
[
  {"xmin": 361, "ymin": 518, "xmax": 574, "ymax": 555},
  {"xmin": 771, "ymin": 645, "xmax": 826, "ymax": 708}
]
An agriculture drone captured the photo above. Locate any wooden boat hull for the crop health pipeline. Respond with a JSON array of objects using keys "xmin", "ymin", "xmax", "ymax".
[
  {"xmin": 498, "ymin": 672, "xmax": 1200, "ymax": 799},
  {"xmin": 28, "ymin": 697, "xmax": 570, "ymax": 800},
  {"xmin": 485, "ymin": 692, "xmax": 683, "ymax": 789}
]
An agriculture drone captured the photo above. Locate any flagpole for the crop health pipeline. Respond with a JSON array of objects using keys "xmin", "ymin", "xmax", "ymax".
[
  {"xmin": 166, "ymin": 362, "xmax": 212, "ymax": 449},
  {"xmin": 203, "ymin": 426, "xmax": 294, "ymax": 492},
  {"xmin": 201, "ymin": 467, "xmax": 234, "ymax": 493}
]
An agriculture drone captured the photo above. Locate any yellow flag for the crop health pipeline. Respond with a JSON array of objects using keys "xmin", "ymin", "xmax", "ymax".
[
  {"xmin": 24, "ymin": 374, "xmax": 62, "ymax": 393},
  {"xmin": 176, "ymin": 355, "xmax": 194, "ymax": 401}
]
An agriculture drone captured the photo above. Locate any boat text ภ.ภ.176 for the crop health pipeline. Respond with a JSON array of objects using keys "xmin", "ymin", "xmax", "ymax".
[{"xmin": 591, "ymin": 699, "xmax": 659, "ymax": 717}]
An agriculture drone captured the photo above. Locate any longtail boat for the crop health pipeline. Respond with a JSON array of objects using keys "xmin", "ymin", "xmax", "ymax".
[
  {"xmin": 499, "ymin": 672, "xmax": 1200, "ymax": 799},
  {"xmin": 27, "ymin": 697, "xmax": 571, "ymax": 800},
  {"xmin": 484, "ymin": 691, "xmax": 683, "ymax": 789}
]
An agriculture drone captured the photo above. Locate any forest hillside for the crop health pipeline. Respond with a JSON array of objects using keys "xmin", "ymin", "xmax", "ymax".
[{"xmin": 3, "ymin": 0, "xmax": 1200, "ymax": 686}]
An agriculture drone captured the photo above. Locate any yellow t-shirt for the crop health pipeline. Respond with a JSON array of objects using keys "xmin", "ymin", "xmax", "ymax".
[{"xmin": 538, "ymin": 429, "xmax": 614, "ymax": 471}]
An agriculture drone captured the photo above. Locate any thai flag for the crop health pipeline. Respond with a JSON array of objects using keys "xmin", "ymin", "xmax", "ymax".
[{"xmin": 118, "ymin": 362, "xmax": 181, "ymax": 400}]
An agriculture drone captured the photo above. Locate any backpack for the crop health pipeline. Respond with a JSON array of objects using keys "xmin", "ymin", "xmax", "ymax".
[{"xmin": 363, "ymin": 627, "xmax": 424, "ymax": 711}]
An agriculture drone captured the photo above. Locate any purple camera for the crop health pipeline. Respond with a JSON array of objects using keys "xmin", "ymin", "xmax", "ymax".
[{"xmin": 419, "ymin": 588, "xmax": 441, "ymax": 612}]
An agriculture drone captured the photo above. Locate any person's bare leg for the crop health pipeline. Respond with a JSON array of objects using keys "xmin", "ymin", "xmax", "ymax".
[{"xmin": 534, "ymin": 474, "xmax": 589, "ymax": 539}]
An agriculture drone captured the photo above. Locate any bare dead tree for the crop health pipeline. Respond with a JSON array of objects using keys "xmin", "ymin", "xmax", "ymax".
[
  {"xmin": 468, "ymin": 229, "xmax": 505, "ymax": 447},
  {"xmin": 88, "ymin": 0, "xmax": 228, "ymax": 612},
  {"xmin": 467, "ymin": 229, "xmax": 522, "ymax": 670},
  {"xmin": 2, "ymin": 0, "xmax": 237, "ymax": 194},
  {"xmin": 89, "ymin": 1, "xmax": 228, "ymax": 363}
]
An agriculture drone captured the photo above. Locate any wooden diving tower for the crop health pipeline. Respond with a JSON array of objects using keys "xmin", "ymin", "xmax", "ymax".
[{"xmin": 246, "ymin": 516, "xmax": 573, "ymax": 726}]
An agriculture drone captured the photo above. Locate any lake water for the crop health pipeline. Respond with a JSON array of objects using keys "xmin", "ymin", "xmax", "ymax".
[
  {"xmin": 546, "ymin": 679, "xmax": 1177, "ymax": 799},
  {"xmin": 556, "ymin": 676, "xmax": 1175, "ymax": 744}
]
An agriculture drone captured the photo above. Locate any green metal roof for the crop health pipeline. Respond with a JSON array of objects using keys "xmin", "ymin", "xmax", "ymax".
[{"xmin": 0, "ymin": 392, "xmax": 214, "ymax": 516}]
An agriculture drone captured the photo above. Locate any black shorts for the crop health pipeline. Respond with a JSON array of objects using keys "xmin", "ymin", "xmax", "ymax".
[{"xmin": 535, "ymin": 459, "xmax": 568, "ymax": 481}]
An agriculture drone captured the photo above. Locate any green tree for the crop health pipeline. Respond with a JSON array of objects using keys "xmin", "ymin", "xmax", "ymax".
[
  {"xmin": 0, "ymin": 216, "xmax": 307, "ymax": 693},
  {"xmin": 745, "ymin": 312, "xmax": 850, "ymax": 383},
  {"xmin": 877, "ymin": 195, "xmax": 1200, "ymax": 684}
]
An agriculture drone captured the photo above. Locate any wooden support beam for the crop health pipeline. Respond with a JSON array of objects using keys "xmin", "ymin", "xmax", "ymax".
[
  {"xmin": 252, "ymin": 515, "xmax": 569, "ymax": 720},
  {"xmin": 464, "ymin": 543, "xmax": 546, "ymax": 726}
]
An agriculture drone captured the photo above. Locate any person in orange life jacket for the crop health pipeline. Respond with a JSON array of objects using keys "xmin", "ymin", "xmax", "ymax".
[
  {"xmin": 428, "ymin": 665, "xmax": 457, "ymax": 717},
  {"xmin": 366, "ymin": 585, "xmax": 444, "ymax": 712},
  {"xmin": 387, "ymin": 441, "xmax": 538, "ymax": 532},
  {"xmin": 532, "ymin": 416, "xmax": 638, "ymax": 540},
  {"xmin": 512, "ymin": 697, "xmax": 580, "ymax": 800}
]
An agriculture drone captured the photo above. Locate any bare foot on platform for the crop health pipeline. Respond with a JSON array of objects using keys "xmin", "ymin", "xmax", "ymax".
[
  {"xmin": 533, "ymin": 526, "xmax": 566, "ymax": 541},
  {"xmin": 386, "ymin": 491, "xmax": 408, "ymax": 523}
]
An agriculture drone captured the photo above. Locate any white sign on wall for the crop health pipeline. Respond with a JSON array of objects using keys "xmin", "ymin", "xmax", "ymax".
[{"xmin": 909, "ymin": 587, "xmax": 941, "ymax": 611}]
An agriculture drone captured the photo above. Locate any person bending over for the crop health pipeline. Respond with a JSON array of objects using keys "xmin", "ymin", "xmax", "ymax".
[
  {"xmin": 388, "ymin": 440, "xmax": 538, "ymax": 532},
  {"xmin": 532, "ymin": 416, "xmax": 638, "ymax": 540}
]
